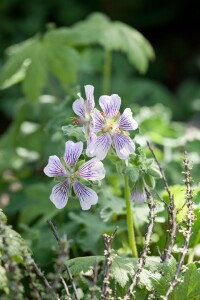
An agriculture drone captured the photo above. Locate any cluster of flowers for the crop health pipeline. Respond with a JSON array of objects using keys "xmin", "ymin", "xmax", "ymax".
[{"xmin": 44, "ymin": 85, "xmax": 138, "ymax": 210}]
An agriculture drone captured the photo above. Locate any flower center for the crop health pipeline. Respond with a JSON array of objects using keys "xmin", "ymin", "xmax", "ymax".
[{"xmin": 103, "ymin": 116, "xmax": 119, "ymax": 134}]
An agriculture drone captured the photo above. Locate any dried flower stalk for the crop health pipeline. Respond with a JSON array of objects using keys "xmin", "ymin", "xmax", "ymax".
[
  {"xmin": 101, "ymin": 227, "xmax": 118, "ymax": 300},
  {"xmin": 123, "ymin": 190, "xmax": 156, "ymax": 300},
  {"xmin": 147, "ymin": 141, "xmax": 177, "ymax": 262},
  {"xmin": 162, "ymin": 152, "xmax": 194, "ymax": 300},
  {"xmin": 47, "ymin": 220, "xmax": 79, "ymax": 300}
]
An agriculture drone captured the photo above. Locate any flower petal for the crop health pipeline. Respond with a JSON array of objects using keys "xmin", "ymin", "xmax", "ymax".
[
  {"xmin": 72, "ymin": 96, "xmax": 85, "ymax": 118},
  {"xmin": 91, "ymin": 133, "xmax": 112, "ymax": 160},
  {"xmin": 44, "ymin": 155, "xmax": 67, "ymax": 177},
  {"xmin": 85, "ymin": 85, "xmax": 94, "ymax": 112},
  {"xmin": 113, "ymin": 133, "xmax": 135, "ymax": 160},
  {"xmin": 79, "ymin": 158, "xmax": 106, "ymax": 181},
  {"xmin": 91, "ymin": 108, "xmax": 105, "ymax": 132},
  {"xmin": 130, "ymin": 189, "xmax": 147, "ymax": 203},
  {"xmin": 64, "ymin": 141, "xmax": 83, "ymax": 168},
  {"xmin": 119, "ymin": 108, "xmax": 138, "ymax": 131},
  {"xmin": 99, "ymin": 94, "xmax": 121, "ymax": 118},
  {"xmin": 73, "ymin": 181, "xmax": 98, "ymax": 210},
  {"xmin": 86, "ymin": 131, "xmax": 97, "ymax": 157},
  {"xmin": 50, "ymin": 180, "xmax": 70, "ymax": 209}
]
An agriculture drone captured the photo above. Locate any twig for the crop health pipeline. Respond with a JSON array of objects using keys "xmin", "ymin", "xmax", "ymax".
[
  {"xmin": 123, "ymin": 190, "xmax": 156, "ymax": 300},
  {"xmin": 23, "ymin": 249, "xmax": 59, "ymax": 300},
  {"xmin": 91, "ymin": 257, "xmax": 99, "ymax": 300},
  {"xmin": 148, "ymin": 290, "xmax": 156, "ymax": 299},
  {"xmin": 162, "ymin": 152, "xmax": 194, "ymax": 300},
  {"xmin": 32, "ymin": 261, "xmax": 53, "ymax": 291},
  {"xmin": 47, "ymin": 220, "xmax": 79, "ymax": 300},
  {"xmin": 101, "ymin": 227, "xmax": 118, "ymax": 300},
  {"xmin": 147, "ymin": 141, "xmax": 177, "ymax": 262},
  {"xmin": 60, "ymin": 275, "xmax": 72, "ymax": 299}
]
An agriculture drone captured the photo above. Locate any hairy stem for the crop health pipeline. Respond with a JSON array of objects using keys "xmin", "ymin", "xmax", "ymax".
[
  {"xmin": 124, "ymin": 174, "xmax": 138, "ymax": 258},
  {"xmin": 103, "ymin": 50, "xmax": 112, "ymax": 94}
]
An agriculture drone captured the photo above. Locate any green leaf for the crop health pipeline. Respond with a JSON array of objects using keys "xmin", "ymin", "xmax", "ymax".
[
  {"xmin": 100, "ymin": 194, "xmax": 125, "ymax": 222},
  {"xmin": 44, "ymin": 32, "xmax": 79, "ymax": 84},
  {"xmin": 147, "ymin": 166, "xmax": 161, "ymax": 178},
  {"xmin": 69, "ymin": 211, "xmax": 113, "ymax": 253},
  {"xmin": 144, "ymin": 174, "xmax": 155, "ymax": 189},
  {"xmin": 63, "ymin": 12, "xmax": 155, "ymax": 73},
  {"xmin": 126, "ymin": 166, "xmax": 139, "ymax": 183},
  {"xmin": 19, "ymin": 183, "xmax": 58, "ymax": 225},
  {"xmin": 22, "ymin": 41, "xmax": 47, "ymax": 101},
  {"xmin": 173, "ymin": 263, "xmax": 200, "ymax": 300},
  {"xmin": 111, "ymin": 256, "xmax": 137, "ymax": 287},
  {"xmin": 0, "ymin": 38, "xmax": 47, "ymax": 101},
  {"xmin": 62, "ymin": 125, "xmax": 85, "ymax": 142},
  {"xmin": 67, "ymin": 256, "xmax": 104, "ymax": 278},
  {"xmin": 150, "ymin": 256, "xmax": 177, "ymax": 297},
  {"xmin": 0, "ymin": 59, "xmax": 31, "ymax": 89},
  {"xmin": 1, "ymin": 34, "xmax": 79, "ymax": 101},
  {"xmin": 162, "ymin": 185, "xmax": 187, "ymax": 222}
]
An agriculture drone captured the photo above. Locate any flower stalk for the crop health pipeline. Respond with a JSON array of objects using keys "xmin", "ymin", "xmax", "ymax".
[{"xmin": 124, "ymin": 174, "xmax": 138, "ymax": 258}]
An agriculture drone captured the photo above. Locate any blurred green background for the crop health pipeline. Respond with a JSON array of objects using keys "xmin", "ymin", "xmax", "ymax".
[{"xmin": 0, "ymin": 0, "xmax": 200, "ymax": 267}]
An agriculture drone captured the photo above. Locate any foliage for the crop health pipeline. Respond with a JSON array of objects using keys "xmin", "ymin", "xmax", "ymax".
[{"xmin": 0, "ymin": 13, "xmax": 154, "ymax": 102}]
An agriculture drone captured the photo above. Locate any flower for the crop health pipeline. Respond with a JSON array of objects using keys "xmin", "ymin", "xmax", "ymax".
[
  {"xmin": 130, "ymin": 180, "xmax": 147, "ymax": 203},
  {"xmin": 87, "ymin": 94, "xmax": 138, "ymax": 160},
  {"xmin": 44, "ymin": 141, "xmax": 105, "ymax": 210},
  {"xmin": 72, "ymin": 85, "xmax": 94, "ymax": 132}
]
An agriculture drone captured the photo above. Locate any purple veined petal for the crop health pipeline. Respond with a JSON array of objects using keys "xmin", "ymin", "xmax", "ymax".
[
  {"xmin": 79, "ymin": 158, "xmax": 106, "ymax": 181},
  {"xmin": 92, "ymin": 133, "xmax": 112, "ymax": 160},
  {"xmin": 119, "ymin": 108, "xmax": 138, "ymax": 131},
  {"xmin": 130, "ymin": 188, "xmax": 147, "ymax": 203},
  {"xmin": 86, "ymin": 131, "xmax": 97, "ymax": 157},
  {"xmin": 72, "ymin": 95, "xmax": 86, "ymax": 118},
  {"xmin": 99, "ymin": 94, "xmax": 121, "ymax": 118},
  {"xmin": 85, "ymin": 85, "xmax": 95, "ymax": 113},
  {"xmin": 44, "ymin": 155, "xmax": 67, "ymax": 177},
  {"xmin": 50, "ymin": 180, "xmax": 70, "ymax": 209},
  {"xmin": 73, "ymin": 181, "xmax": 98, "ymax": 210},
  {"xmin": 91, "ymin": 108, "xmax": 105, "ymax": 132},
  {"xmin": 113, "ymin": 133, "xmax": 135, "ymax": 160},
  {"xmin": 64, "ymin": 141, "xmax": 83, "ymax": 168}
]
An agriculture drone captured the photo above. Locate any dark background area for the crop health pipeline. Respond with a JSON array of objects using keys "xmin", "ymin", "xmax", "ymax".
[
  {"xmin": 1, "ymin": 0, "xmax": 200, "ymax": 83},
  {"xmin": 0, "ymin": 0, "xmax": 200, "ymax": 128}
]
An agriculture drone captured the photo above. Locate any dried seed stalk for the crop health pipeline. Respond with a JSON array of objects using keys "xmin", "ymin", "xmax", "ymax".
[
  {"xmin": 123, "ymin": 190, "xmax": 156, "ymax": 300},
  {"xmin": 147, "ymin": 141, "xmax": 177, "ymax": 262},
  {"xmin": 101, "ymin": 227, "xmax": 118, "ymax": 300},
  {"xmin": 162, "ymin": 152, "xmax": 194, "ymax": 300},
  {"xmin": 47, "ymin": 220, "xmax": 78, "ymax": 300}
]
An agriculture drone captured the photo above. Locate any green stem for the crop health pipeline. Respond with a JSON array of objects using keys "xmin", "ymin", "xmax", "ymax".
[
  {"xmin": 124, "ymin": 174, "xmax": 138, "ymax": 257},
  {"xmin": 103, "ymin": 50, "xmax": 112, "ymax": 94}
]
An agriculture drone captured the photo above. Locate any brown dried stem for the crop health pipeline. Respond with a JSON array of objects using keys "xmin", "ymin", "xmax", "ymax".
[
  {"xmin": 101, "ymin": 227, "xmax": 118, "ymax": 300},
  {"xmin": 162, "ymin": 152, "xmax": 194, "ymax": 300},
  {"xmin": 147, "ymin": 141, "xmax": 177, "ymax": 262},
  {"xmin": 123, "ymin": 190, "xmax": 156, "ymax": 300},
  {"xmin": 47, "ymin": 220, "xmax": 79, "ymax": 300},
  {"xmin": 60, "ymin": 275, "xmax": 72, "ymax": 299},
  {"xmin": 91, "ymin": 257, "xmax": 99, "ymax": 300}
]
